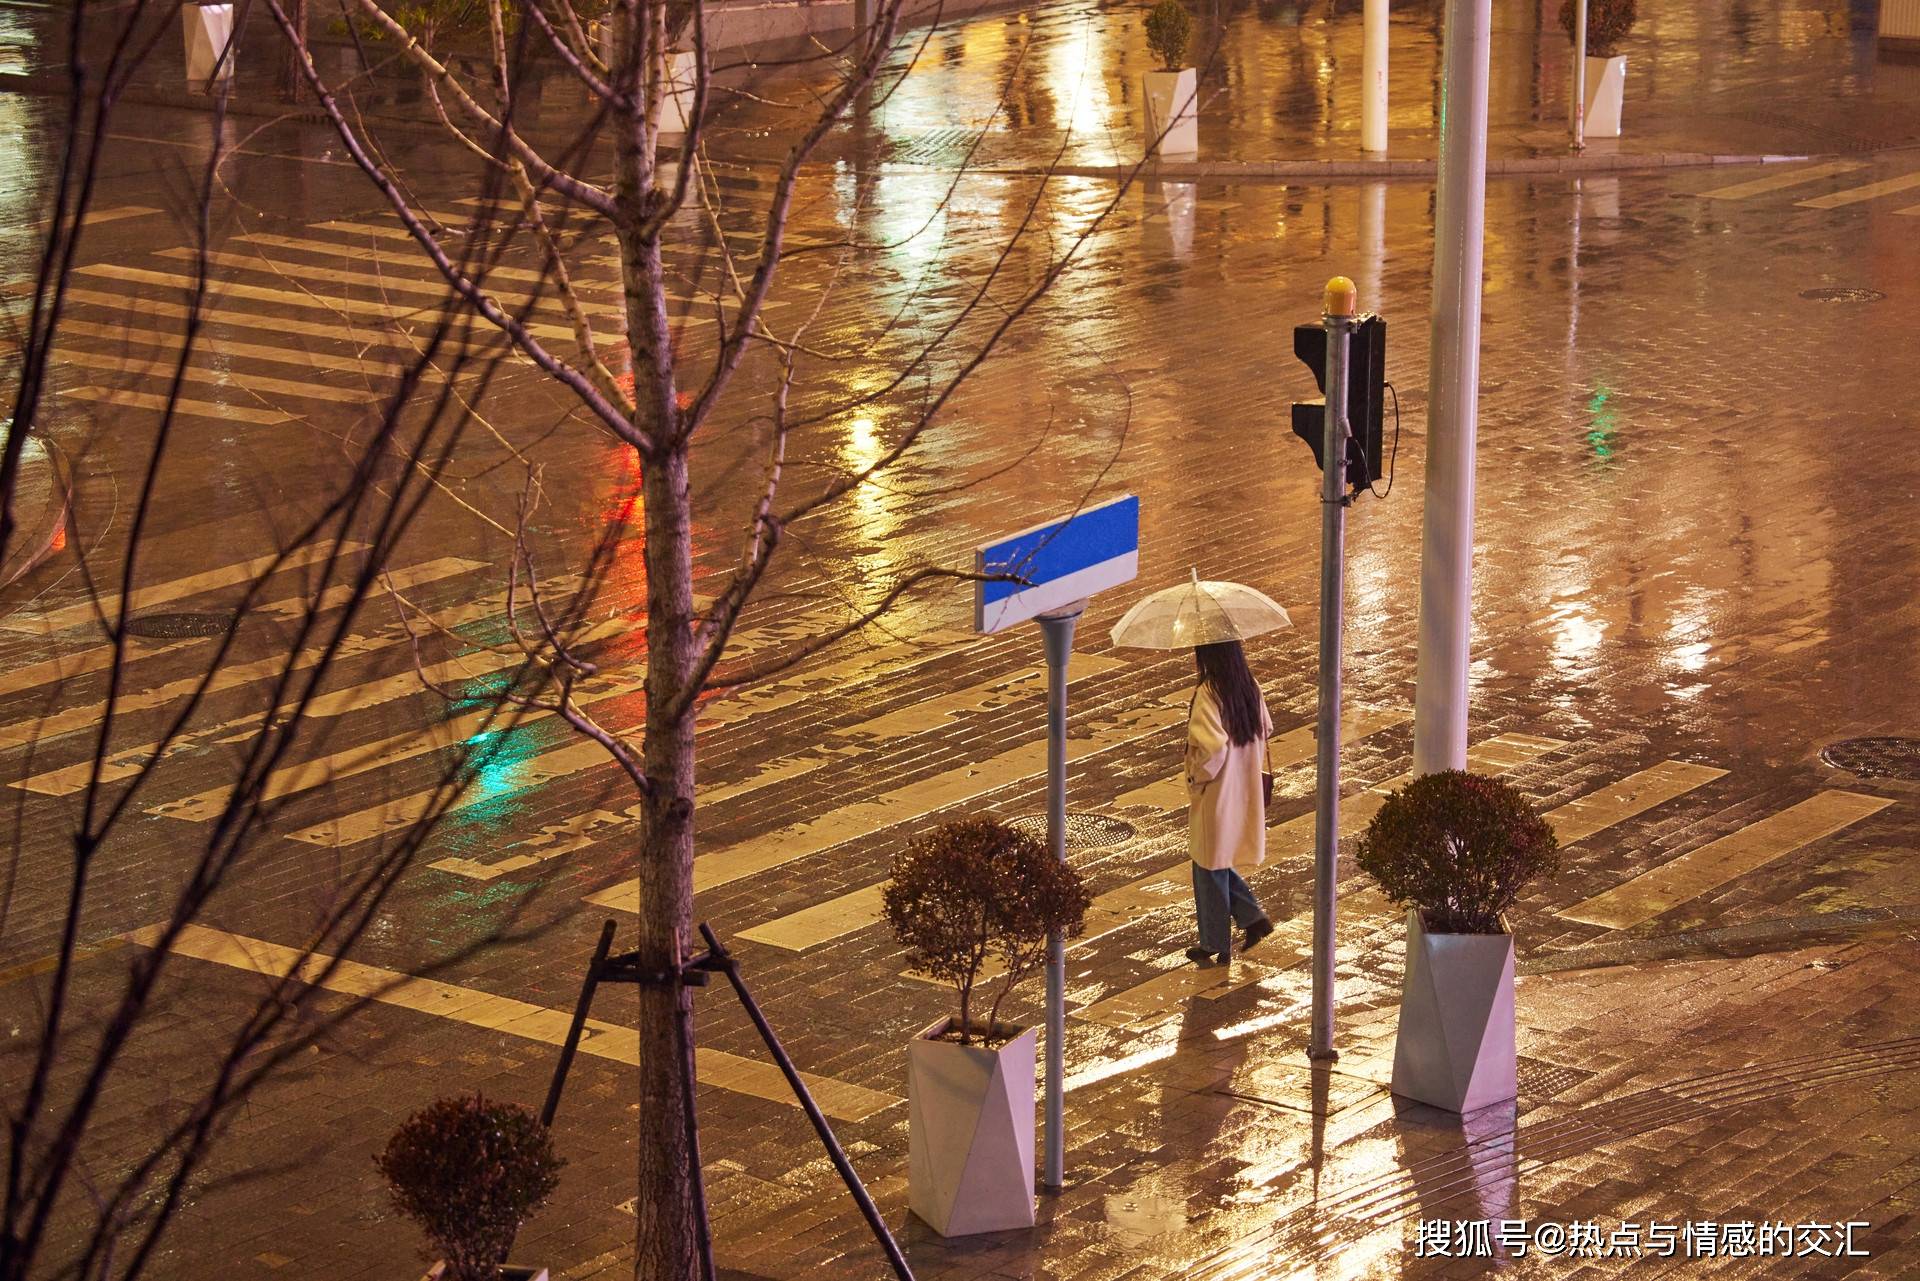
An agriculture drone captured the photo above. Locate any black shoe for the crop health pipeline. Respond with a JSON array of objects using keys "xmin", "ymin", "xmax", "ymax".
[
  {"xmin": 1185, "ymin": 946, "xmax": 1223, "ymax": 967},
  {"xmin": 1242, "ymin": 918, "xmax": 1274, "ymax": 951}
]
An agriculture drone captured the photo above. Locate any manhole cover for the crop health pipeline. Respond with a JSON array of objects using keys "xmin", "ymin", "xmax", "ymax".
[
  {"xmin": 1517, "ymin": 1055, "xmax": 1595, "ymax": 1102},
  {"xmin": 1005, "ymin": 812, "xmax": 1135, "ymax": 850},
  {"xmin": 1820, "ymin": 736, "xmax": 1920, "ymax": 780},
  {"xmin": 124, "ymin": 611, "xmax": 232, "ymax": 638},
  {"xmin": 1799, "ymin": 286, "xmax": 1885, "ymax": 303}
]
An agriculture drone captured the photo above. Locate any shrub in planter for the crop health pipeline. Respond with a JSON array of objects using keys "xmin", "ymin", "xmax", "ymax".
[
  {"xmin": 885, "ymin": 818, "xmax": 1090, "ymax": 1236},
  {"xmin": 1356, "ymin": 770, "xmax": 1559, "ymax": 934},
  {"xmin": 884, "ymin": 817, "xmax": 1090, "ymax": 1045},
  {"xmin": 375, "ymin": 1094, "xmax": 564, "ymax": 1281},
  {"xmin": 1358, "ymin": 771, "xmax": 1558, "ymax": 1112},
  {"xmin": 1557, "ymin": 0, "xmax": 1637, "ymax": 58},
  {"xmin": 1144, "ymin": 0, "xmax": 1192, "ymax": 71}
]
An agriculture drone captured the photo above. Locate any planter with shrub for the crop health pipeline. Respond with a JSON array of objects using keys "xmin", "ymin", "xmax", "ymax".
[
  {"xmin": 884, "ymin": 818, "xmax": 1089, "ymax": 1236},
  {"xmin": 1357, "ymin": 771, "xmax": 1559, "ymax": 1114},
  {"xmin": 376, "ymin": 1093, "xmax": 565, "ymax": 1281},
  {"xmin": 1142, "ymin": 0, "xmax": 1199, "ymax": 156},
  {"xmin": 1560, "ymin": 0, "xmax": 1636, "ymax": 138}
]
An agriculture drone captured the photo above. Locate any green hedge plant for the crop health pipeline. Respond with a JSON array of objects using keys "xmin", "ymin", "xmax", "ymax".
[
  {"xmin": 1355, "ymin": 771, "xmax": 1559, "ymax": 935},
  {"xmin": 884, "ymin": 818, "xmax": 1090, "ymax": 1046},
  {"xmin": 1559, "ymin": 0, "xmax": 1637, "ymax": 59},
  {"xmin": 375, "ymin": 1094, "xmax": 564, "ymax": 1281},
  {"xmin": 1144, "ymin": 0, "xmax": 1192, "ymax": 71}
]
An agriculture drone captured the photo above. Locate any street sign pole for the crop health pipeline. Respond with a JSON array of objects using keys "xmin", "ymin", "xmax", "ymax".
[
  {"xmin": 974, "ymin": 494, "xmax": 1139, "ymax": 1193},
  {"xmin": 1038, "ymin": 602, "xmax": 1082, "ymax": 1191},
  {"xmin": 1310, "ymin": 276, "xmax": 1358, "ymax": 1063}
]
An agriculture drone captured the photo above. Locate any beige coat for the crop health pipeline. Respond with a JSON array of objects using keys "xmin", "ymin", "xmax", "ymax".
[{"xmin": 1185, "ymin": 683, "xmax": 1273, "ymax": 871}]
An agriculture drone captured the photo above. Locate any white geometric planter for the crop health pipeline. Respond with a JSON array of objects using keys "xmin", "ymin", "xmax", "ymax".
[
  {"xmin": 907, "ymin": 1018, "xmax": 1036, "ymax": 1237},
  {"xmin": 1142, "ymin": 67, "xmax": 1199, "ymax": 157},
  {"xmin": 1390, "ymin": 910, "xmax": 1517, "ymax": 1114},
  {"xmin": 1582, "ymin": 54, "xmax": 1627, "ymax": 139},
  {"xmin": 659, "ymin": 50, "xmax": 699, "ymax": 137},
  {"xmin": 181, "ymin": 3, "xmax": 236, "ymax": 88}
]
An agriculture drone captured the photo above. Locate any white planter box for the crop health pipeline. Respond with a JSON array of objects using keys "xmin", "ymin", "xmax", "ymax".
[
  {"xmin": 1880, "ymin": 0, "xmax": 1920, "ymax": 46},
  {"xmin": 181, "ymin": 3, "xmax": 235, "ymax": 88},
  {"xmin": 1582, "ymin": 54, "xmax": 1626, "ymax": 139},
  {"xmin": 907, "ymin": 1018, "xmax": 1036, "ymax": 1237},
  {"xmin": 1390, "ymin": 909, "xmax": 1517, "ymax": 1114},
  {"xmin": 659, "ymin": 49, "xmax": 699, "ymax": 137},
  {"xmin": 422, "ymin": 1265, "xmax": 548, "ymax": 1281},
  {"xmin": 1142, "ymin": 67, "xmax": 1199, "ymax": 157},
  {"xmin": 584, "ymin": 33, "xmax": 698, "ymax": 135}
]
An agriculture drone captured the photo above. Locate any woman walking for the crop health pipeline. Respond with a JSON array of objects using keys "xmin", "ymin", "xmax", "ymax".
[{"xmin": 1184, "ymin": 639, "xmax": 1275, "ymax": 966}]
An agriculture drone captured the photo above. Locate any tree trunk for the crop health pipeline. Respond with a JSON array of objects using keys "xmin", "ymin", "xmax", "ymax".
[
  {"xmin": 278, "ymin": 0, "xmax": 309, "ymax": 102},
  {"xmin": 634, "ymin": 442, "xmax": 698, "ymax": 1281}
]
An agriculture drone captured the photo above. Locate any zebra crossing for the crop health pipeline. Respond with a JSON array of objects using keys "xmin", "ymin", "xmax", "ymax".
[
  {"xmin": 17, "ymin": 183, "xmax": 786, "ymax": 437},
  {"xmin": 2, "ymin": 533, "xmax": 1904, "ymax": 1110},
  {"xmin": 1696, "ymin": 159, "xmax": 1920, "ymax": 214}
]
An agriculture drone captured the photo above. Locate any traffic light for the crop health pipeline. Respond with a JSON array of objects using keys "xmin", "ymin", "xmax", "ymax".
[{"xmin": 1290, "ymin": 315, "xmax": 1386, "ymax": 494}]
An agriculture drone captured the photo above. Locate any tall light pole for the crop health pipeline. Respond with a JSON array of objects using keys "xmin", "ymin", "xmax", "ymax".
[
  {"xmin": 1362, "ymin": 0, "xmax": 1389, "ymax": 153},
  {"xmin": 1411, "ymin": 0, "xmax": 1491, "ymax": 779},
  {"xmin": 1569, "ymin": 0, "xmax": 1588, "ymax": 150}
]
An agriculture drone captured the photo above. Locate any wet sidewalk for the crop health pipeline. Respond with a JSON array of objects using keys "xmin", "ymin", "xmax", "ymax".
[
  {"xmin": 7, "ymin": 0, "xmax": 1920, "ymax": 178},
  {"xmin": 804, "ymin": 0, "xmax": 1920, "ymax": 176}
]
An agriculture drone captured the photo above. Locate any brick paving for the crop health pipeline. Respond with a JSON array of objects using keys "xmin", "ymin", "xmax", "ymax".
[{"xmin": 5, "ymin": 0, "xmax": 1920, "ymax": 1276}]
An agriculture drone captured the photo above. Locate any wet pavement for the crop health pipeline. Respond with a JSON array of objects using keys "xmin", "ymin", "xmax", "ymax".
[{"xmin": 4, "ymin": 0, "xmax": 1920, "ymax": 1276}]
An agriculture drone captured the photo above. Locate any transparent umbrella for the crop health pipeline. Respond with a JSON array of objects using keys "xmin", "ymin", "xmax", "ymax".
[{"xmin": 1109, "ymin": 569, "xmax": 1292, "ymax": 650}]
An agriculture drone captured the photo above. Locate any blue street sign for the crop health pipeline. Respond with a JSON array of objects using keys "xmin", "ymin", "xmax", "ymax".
[{"xmin": 973, "ymin": 494, "xmax": 1140, "ymax": 634}]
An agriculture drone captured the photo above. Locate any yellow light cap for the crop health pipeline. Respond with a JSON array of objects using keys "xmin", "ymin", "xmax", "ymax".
[{"xmin": 1323, "ymin": 276, "xmax": 1359, "ymax": 318}]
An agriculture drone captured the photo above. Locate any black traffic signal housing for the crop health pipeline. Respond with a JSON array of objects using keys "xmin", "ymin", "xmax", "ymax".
[{"xmin": 1290, "ymin": 315, "xmax": 1386, "ymax": 495}]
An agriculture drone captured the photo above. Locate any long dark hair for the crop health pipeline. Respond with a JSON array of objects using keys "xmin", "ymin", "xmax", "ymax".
[{"xmin": 1194, "ymin": 640, "xmax": 1264, "ymax": 747}]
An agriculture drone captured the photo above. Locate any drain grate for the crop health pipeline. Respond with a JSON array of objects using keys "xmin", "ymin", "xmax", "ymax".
[
  {"xmin": 1821, "ymin": 736, "xmax": 1920, "ymax": 781},
  {"xmin": 124, "ymin": 611, "xmax": 232, "ymax": 639},
  {"xmin": 1517, "ymin": 1056, "xmax": 1595, "ymax": 1102},
  {"xmin": 1005, "ymin": 812, "xmax": 1135, "ymax": 851},
  {"xmin": 1799, "ymin": 286, "xmax": 1886, "ymax": 303}
]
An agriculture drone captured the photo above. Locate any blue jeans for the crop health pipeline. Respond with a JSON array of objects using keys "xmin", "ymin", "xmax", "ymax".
[{"xmin": 1191, "ymin": 864, "xmax": 1267, "ymax": 959}]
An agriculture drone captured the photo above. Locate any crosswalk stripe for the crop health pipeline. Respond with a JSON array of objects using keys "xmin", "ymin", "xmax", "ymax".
[
  {"xmin": 1896, "ymin": 202, "xmax": 1920, "ymax": 217},
  {"xmin": 55, "ymin": 346, "xmax": 368, "ymax": 405},
  {"xmin": 1544, "ymin": 759, "xmax": 1726, "ymax": 846},
  {"xmin": 1795, "ymin": 171, "xmax": 1920, "ymax": 209},
  {"xmin": 298, "ymin": 624, "xmax": 999, "ymax": 850},
  {"xmin": 37, "ymin": 288, "xmax": 451, "ymax": 358},
  {"xmin": 27, "ymin": 204, "xmax": 161, "ymax": 230},
  {"xmin": 834, "ymin": 653, "xmax": 1124, "ymax": 739},
  {"xmin": 231, "ymin": 232, "xmax": 626, "ymax": 300},
  {"xmin": 128, "ymin": 924, "xmax": 898, "ymax": 1122},
  {"xmin": 594, "ymin": 700, "xmax": 1187, "ymax": 918},
  {"xmin": 73, "ymin": 264, "xmax": 569, "ymax": 345},
  {"xmin": 49, "ymin": 317, "xmax": 405, "ymax": 377},
  {"xmin": 1, "ymin": 539, "xmax": 363, "ymax": 637},
  {"xmin": 1556, "ymin": 790, "xmax": 1893, "ymax": 930},
  {"xmin": 0, "ymin": 557, "xmax": 486, "ymax": 757},
  {"xmin": 1695, "ymin": 161, "xmax": 1865, "ymax": 201},
  {"xmin": 61, "ymin": 385, "xmax": 290, "ymax": 425},
  {"xmin": 155, "ymin": 247, "xmax": 629, "ymax": 322}
]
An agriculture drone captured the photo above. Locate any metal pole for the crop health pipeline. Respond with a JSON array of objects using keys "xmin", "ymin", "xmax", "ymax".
[
  {"xmin": 540, "ymin": 920, "xmax": 618, "ymax": 1128},
  {"xmin": 696, "ymin": 924, "xmax": 915, "ymax": 1281},
  {"xmin": 1570, "ymin": 0, "xmax": 1588, "ymax": 149},
  {"xmin": 1037, "ymin": 604, "xmax": 1082, "ymax": 1190},
  {"xmin": 1310, "ymin": 277, "xmax": 1356, "ymax": 1063},
  {"xmin": 1361, "ymin": 0, "xmax": 1389, "ymax": 153},
  {"xmin": 1412, "ymin": 0, "xmax": 1491, "ymax": 778}
]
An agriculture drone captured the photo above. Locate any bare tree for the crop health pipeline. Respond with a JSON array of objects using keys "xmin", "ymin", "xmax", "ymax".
[
  {"xmin": 1, "ymin": 15, "xmax": 570, "ymax": 1275},
  {"xmin": 259, "ymin": 0, "xmax": 1170, "ymax": 1273}
]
